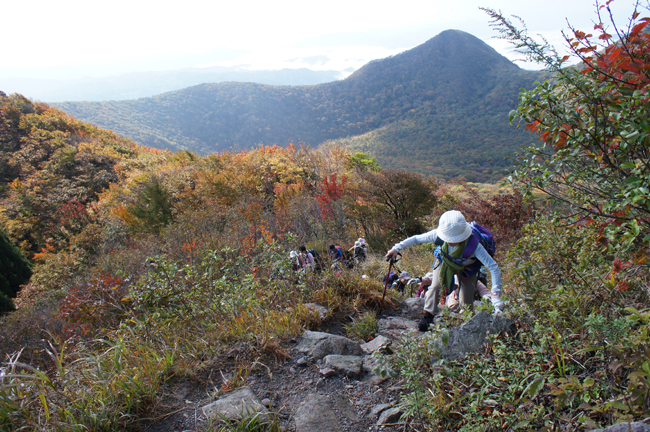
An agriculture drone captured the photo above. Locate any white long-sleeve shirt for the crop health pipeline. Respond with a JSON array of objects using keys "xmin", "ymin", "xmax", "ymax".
[{"xmin": 392, "ymin": 229, "xmax": 502, "ymax": 296}]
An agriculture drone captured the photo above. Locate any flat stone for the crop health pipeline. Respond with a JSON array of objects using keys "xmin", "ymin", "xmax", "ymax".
[
  {"xmin": 202, "ymin": 387, "xmax": 268, "ymax": 422},
  {"xmin": 319, "ymin": 367, "xmax": 336, "ymax": 377},
  {"xmin": 296, "ymin": 357, "xmax": 309, "ymax": 367},
  {"xmin": 377, "ymin": 407, "xmax": 403, "ymax": 425},
  {"xmin": 404, "ymin": 297, "xmax": 424, "ymax": 309},
  {"xmin": 332, "ymin": 395, "xmax": 358, "ymax": 421},
  {"xmin": 378, "ymin": 317, "xmax": 417, "ymax": 331},
  {"xmin": 360, "ymin": 335, "xmax": 392, "ymax": 354},
  {"xmin": 295, "ymin": 393, "xmax": 343, "ymax": 432},
  {"xmin": 296, "ymin": 331, "xmax": 362, "ymax": 360},
  {"xmin": 323, "ymin": 354, "xmax": 363, "ymax": 379},
  {"xmin": 370, "ymin": 403, "xmax": 392, "ymax": 418}
]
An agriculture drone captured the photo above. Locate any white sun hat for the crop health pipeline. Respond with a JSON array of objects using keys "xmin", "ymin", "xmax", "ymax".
[
  {"xmin": 437, "ymin": 210, "xmax": 472, "ymax": 243},
  {"xmin": 289, "ymin": 251, "xmax": 297, "ymax": 258}
]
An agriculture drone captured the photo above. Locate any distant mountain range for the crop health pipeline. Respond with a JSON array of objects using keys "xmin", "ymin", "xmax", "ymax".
[
  {"xmin": 53, "ymin": 30, "xmax": 546, "ymax": 182},
  {"xmin": 1, "ymin": 67, "xmax": 344, "ymax": 102}
]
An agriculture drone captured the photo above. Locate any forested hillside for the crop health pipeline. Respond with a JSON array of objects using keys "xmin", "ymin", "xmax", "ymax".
[{"xmin": 54, "ymin": 30, "xmax": 544, "ymax": 183}]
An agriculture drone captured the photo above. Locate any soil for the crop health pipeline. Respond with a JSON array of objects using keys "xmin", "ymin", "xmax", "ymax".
[{"xmin": 139, "ymin": 304, "xmax": 422, "ymax": 432}]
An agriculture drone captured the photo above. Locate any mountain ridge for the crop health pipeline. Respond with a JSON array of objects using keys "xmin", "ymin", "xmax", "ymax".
[{"xmin": 53, "ymin": 30, "xmax": 545, "ymax": 182}]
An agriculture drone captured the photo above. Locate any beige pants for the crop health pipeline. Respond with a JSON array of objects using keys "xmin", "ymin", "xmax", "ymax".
[{"xmin": 424, "ymin": 265, "xmax": 478, "ymax": 315}]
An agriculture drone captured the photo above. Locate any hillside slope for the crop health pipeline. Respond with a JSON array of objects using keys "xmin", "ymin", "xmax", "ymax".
[{"xmin": 54, "ymin": 30, "xmax": 545, "ymax": 182}]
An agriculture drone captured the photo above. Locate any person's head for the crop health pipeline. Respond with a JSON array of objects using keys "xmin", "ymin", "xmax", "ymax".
[
  {"xmin": 299, "ymin": 245, "xmax": 307, "ymax": 252},
  {"xmin": 358, "ymin": 237, "xmax": 366, "ymax": 245},
  {"xmin": 437, "ymin": 210, "xmax": 472, "ymax": 245},
  {"xmin": 399, "ymin": 271, "xmax": 410, "ymax": 283},
  {"xmin": 329, "ymin": 244, "xmax": 335, "ymax": 251}
]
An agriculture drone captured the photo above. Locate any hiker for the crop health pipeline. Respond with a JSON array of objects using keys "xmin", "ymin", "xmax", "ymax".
[
  {"xmin": 385, "ymin": 210, "xmax": 503, "ymax": 331},
  {"xmin": 357, "ymin": 237, "xmax": 368, "ymax": 253},
  {"xmin": 298, "ymin": 245, "xmax": 315, "ymax": 272},
  {"xmin": 391, "ymin": 271, "xmax": 411, "ymax": 293},
  {"xmin": 352, "ymin": 241, "xmax": 367, "ymax": 262},
  {"xmin": 289, "ymin": 250, "xmax": 303, "ymax": 272},
  {"xmin": 329, "ymin": 244, "xmax": 344, "ymax": 270},
  {"xmin": 446, "ymin": 277, "xmax": 492, "ymax": 309},
  {"xmin": 416, "ymin": 273, "xmax": 433, "ymax": 298}
]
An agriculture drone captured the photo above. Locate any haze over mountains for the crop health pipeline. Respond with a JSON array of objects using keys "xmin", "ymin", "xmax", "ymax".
[
  {"xmin": 53, "ymin": 30, "xmax": 546, "ymax": 182},
  {"xmin": 1, "ymin": 66, "xmax": 345, "ymax": 102}
]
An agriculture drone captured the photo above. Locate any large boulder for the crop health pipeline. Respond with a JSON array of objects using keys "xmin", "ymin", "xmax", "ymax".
[
  {"xmin": 436, "ymin": 312, "xmax": 517, "ymax": 361},
  {"xmin": 323, "ymin": 354, "xmax": 363, "ymax": 379},
  {"xmin": 295, "ymin": 331, "xmax": 362, "ymax": 360}
]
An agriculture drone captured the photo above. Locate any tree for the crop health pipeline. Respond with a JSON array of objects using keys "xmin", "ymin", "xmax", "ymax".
[
  {"xmin": 483, "ymin": 2, "xmax": 650, "ymax": 244},
  {"xmin": 0, "ymin": 228, "xmax": 32, "ymax": 312},
  {"xmin": 127, "ymin": 176, "xmax": 174, "ymax": 234},
  {"xmin": 356, "ymin": 169, "xmax": 438, "ymax": 238}
]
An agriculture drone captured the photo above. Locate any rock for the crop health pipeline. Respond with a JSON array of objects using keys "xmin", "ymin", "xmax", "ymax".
[
  {"xmin": 436, "ymin": 311, "xmax": 517, "ymax": 361},
  {"xmin": 296, "ymin": 356, "xmax": 309, "ymax": 367},
  {"xmin": 319, "ymin": 367, "xmax": 336, "ymax": 377},
  {"xmin": 332, "ymin": 395, "xmax": 358, "ymax": 421},
  {"xmin": 303, "ymin": 303, "xmax": 329, "ymax": 320},
  {"xmin": 323, "ymin": 354, "xmax": 363, "ymax": 379},
  {"xmin": 296, "ymin": 331, "xmax": 362, "ymax": 360},
  {"xmin": 404, "ymin": 297, "xmax": 424, "ymax": 309},
  {"xmin": 202, "ymin": 387, "xmax": 268, "ymax": 422},
  {"xmin": 360, "ymin": 335, "xmax": 392, "ymax": 354},
  {"xmin": 364, "ymin": 374, "xmax": 389, "ymax": 386},
  {"xmin": 590, "ymin": 423, "xmax": 650, "ymax": 432},
  {"xmin": 261, "ymin": 398, "xmax": 271, "ymax": 407},
  {"xmin": 361, "ymin": 354, "xmax": 391, "ymax": 384},
  {"xmin": 370, "ymin": 403, "xmax": 392, "ymax": 418},
  {"xmin": 377, "ymin": 407, "xmax": 403, "ymax": 425},
  {"xmin": 295, "ymin": 393, "xmax": 343, "ymax": 432},
  {"xmin": 378, "ymin": 317, "xmax": 417, "ymax": 331}
]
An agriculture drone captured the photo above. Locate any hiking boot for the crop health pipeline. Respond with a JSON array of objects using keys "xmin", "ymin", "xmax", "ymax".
[{"xmin": 418, "ymin": 312, "xmax": 435, "ymax": 332}]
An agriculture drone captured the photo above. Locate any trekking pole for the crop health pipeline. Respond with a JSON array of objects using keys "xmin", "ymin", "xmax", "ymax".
[{"xmin": 380, "ymin": 252, "xmax": 401, "ymax": 311}]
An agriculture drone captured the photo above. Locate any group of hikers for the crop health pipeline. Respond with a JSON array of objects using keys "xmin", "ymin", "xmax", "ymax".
[
  {"xmin": 288, "ymin": 239, "xmax": 369, "ymax": 273},
  {"xmin": 288, "ymin": 210, "xmax": 504, "ymax": 331}
]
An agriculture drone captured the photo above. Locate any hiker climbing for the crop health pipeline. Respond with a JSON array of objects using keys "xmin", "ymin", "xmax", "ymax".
[
  {"xmin": 391, "ymin": 271, "xmax": 411, "ymax": 294},
  {"xmin": 385, "ymin": 210, "xmax": 503, "ymax": 331},
  {"xmin": 298, "ymin": 246, "xmax": 315, "ymax": 272},
  {"xmin": 289, "ymin": 250, "xmax": 303, "ymax": 272},
  {"xmin": 329, "ymin": 244, "xmax": 345, "ymax": 270},
  {"xmin": 352, "ymin": 240, "xmax": 367, "ymax": 262}
]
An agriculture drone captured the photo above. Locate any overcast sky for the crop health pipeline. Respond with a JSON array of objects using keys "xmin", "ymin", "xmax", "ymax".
[{"xmin": 1, "ymin": 0, "xmax": 643, "ymax": 80}]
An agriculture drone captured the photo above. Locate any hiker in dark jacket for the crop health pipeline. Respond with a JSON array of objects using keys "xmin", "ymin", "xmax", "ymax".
[
  {"xmin": 329, "ymin": 244, "xmax": 343, "ymax": 262},
  {"xmin": 385, "ymin": 210, "xmax": 503, "ymax": 331}
]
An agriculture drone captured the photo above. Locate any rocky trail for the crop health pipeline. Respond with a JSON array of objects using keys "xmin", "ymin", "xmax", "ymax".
[{"xmin": 139, "ymin": 298, "xmax": 517, "ymax": 432}]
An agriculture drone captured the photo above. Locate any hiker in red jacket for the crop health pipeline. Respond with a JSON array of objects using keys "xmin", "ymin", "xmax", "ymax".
[{"xmin": 385, "ymin": 210, "xmax": 503, "ymax": 331}]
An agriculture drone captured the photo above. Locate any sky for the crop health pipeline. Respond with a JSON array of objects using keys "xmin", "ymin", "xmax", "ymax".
[{"xmin": 0, "ymin": 0, "xmax": 643, "ymax": 80}]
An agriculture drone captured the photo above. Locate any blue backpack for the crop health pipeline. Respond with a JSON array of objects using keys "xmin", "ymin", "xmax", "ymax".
[{"xmin": 434, "ymin": 222, "xmax": 496, "ymax": 275}]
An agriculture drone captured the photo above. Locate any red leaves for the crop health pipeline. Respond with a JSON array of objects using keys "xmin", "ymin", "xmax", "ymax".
[
  {"xmin": 525, "ymin": 121, "xmax": 540, "ymax": 133},
  {"xmin": 316, "ymin": 173, "xmax": 348, "ymax": 219},
  {"xmin": 574, "ymin": 217, "xmax": 594, "ymax": 227},
  {"xmin": 630, "ymin": 18, "xmax": 650, "ymax": 37}
]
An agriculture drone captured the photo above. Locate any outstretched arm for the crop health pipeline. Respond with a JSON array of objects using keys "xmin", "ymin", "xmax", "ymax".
[{"xmin": 385, "ymin": 229, "xmax": 439, "ymax": 259}]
